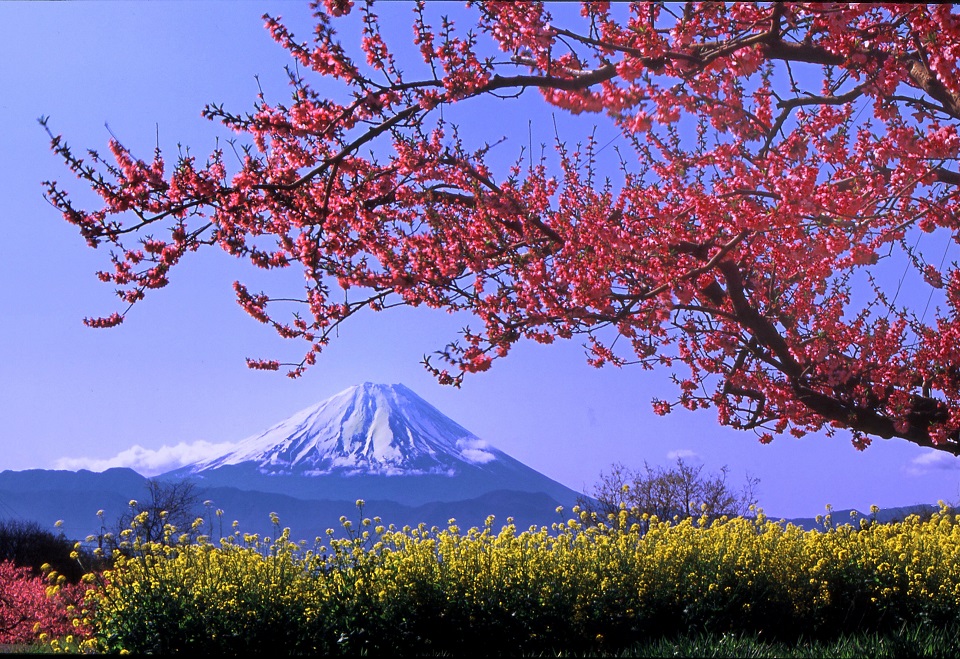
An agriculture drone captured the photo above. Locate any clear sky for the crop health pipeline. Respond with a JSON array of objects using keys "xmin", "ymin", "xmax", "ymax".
[{"xmin": 2, "ymin": 1, "xmax": 959, "ymax": 521}]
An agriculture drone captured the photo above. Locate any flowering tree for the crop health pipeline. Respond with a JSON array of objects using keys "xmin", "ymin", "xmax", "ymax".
[
  {"xmin": 0, "ymin": 561, "xmax": 88, "ymax": 645},
  {"xmin": 43, "ymin": 2, "xmax": 960, "ymax": 455}
]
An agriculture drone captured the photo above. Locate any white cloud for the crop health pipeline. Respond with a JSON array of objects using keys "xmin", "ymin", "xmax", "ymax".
[
  {"xmin": 905, "ymin": 450, "xmax": 960, "ymax": 476},
  {"xmin": 666, "ymin": 449, "xmax": 701, "ymax": 462},
  {"xmin": 457, "ymin": 437, "xmax": 496, "ymax": 464},
  {"xmin": 461, "ymin": 448, "xmax": 496, "ymax": 464},
  {"xmin": 54, "ymin": 441, "xmax": 238, "ymax": 477}
]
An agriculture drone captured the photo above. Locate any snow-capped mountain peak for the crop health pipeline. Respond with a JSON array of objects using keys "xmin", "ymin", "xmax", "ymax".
[{"xmin": 184, "ymin": 383, "xmax": 501, "ymax": 477}]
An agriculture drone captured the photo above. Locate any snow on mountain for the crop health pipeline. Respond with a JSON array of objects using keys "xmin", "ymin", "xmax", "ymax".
[
  {"xmin": 182, "ymin": 383, "xmax": 505, "ymax": 477},
  {"xmin": 163, "ymin": 382, "xmax": 585, "ymax": 507}
]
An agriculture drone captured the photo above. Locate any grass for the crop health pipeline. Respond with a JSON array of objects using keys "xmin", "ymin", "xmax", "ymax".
[
  {"xmin": 390, "ymin": 624, "xmax": 960, "ymax": 658},
  {"xmin": 551, "ymin": 624, "xmax": 960, "ymax": 658},
  {"xmin": 6, "ymin": 624, "xmax": 954, "ymax": 657},
  {"xmin": 0, "ymin": 647, "xmax": 44, "ymax": 655}
]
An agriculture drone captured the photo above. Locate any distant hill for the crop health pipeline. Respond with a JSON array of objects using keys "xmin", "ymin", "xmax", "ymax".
[
  {"xmin": 1, "ymin": 383, "xmax": 586, "ymax": 541},
  {"xmin": 0, "ymin": 467, "xmax": 149, "ymax": 540},
  {"xmin": 0, "ymin": 468, "xmax": 572, "ymax": 543},
  {"xmin": 2, "ymin": 383, "xmax": 951, "ymax": 544},
  {"xmin": 0, "ymin": 466, "xmax": 950, "ymax": 544},
  {"xmin": 769, "ymin": 503, "xmax": 949, "ymax": 532}
]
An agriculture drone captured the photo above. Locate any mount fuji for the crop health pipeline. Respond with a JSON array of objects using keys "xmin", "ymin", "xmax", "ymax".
[{"xmin": 160, "ymin": 382, "xmax": 583, "ymax": 507}]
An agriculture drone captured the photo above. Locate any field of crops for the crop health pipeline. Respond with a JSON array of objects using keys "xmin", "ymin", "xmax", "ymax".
[{"xmin": 5, "ymin": 503, "xmax": 960, "ymax": 655}]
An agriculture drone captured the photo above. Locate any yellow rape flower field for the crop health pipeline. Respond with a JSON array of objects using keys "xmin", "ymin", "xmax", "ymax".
[{"xmin": 34, "ymin": 502, "xmax": 960, "ymax": 656}]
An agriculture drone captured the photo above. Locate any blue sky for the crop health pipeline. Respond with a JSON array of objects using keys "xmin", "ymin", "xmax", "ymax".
[{"xmin": 2, "ymin": 1, "xmax": 959, "ymax": 520}]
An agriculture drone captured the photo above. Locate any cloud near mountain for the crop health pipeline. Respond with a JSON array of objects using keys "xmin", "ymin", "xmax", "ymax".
[
  {"xmin": 457, "ymin": 439, "xmax": 496, "ymax": 464},
  {"xmin": 48, "ymin": 383, "xmax": 584, "ymax": 516},
  {"xmin": 51, "ymin": 383, "xmax": 507, "ymax": 478},
  {"xmin": 54, "ymin": 440, "xmax": 239, "ymax": 476},
  {"xmin": 905, "ymin": 450, "xmax": 960, "ymax": 476}
]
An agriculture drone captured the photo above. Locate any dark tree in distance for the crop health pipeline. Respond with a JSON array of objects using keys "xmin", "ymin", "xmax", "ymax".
[{"xmin": 0, "ymin": 519, "xmax": 100, "ymax": 582}]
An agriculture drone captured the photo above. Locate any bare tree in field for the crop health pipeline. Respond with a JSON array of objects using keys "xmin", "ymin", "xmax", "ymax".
[
  {"xmin": 109, "ymin": 479, "xmax": 202, "ymax": 550},
  {"xmin": 580, "ymin": 457, "xmax": 760, "ymax": 529}
]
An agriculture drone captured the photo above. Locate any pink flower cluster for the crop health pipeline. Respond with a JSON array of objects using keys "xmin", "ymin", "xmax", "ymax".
[
  {"xmin": 0, "ymin": 561, "xmax": 90, "ymax": 645},
  {"xmin": 43, "ymin": 3, "xmax": 960, "ymax": 455}
]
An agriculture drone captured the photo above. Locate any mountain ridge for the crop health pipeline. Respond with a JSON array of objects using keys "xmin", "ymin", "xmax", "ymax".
[
  {"xmin": 175, "ymin": 382, "xmax": 500, "ymax": 476},
  {"xmin": 160, "ymin": 382, "xmax": 584, "ymax": 506},
  {"xmin": 4, "ymin": 383, "xmax": 946, "ymax": 541},
  {"xmin": 0, "ymin": 467, "xmax": 945, "ymax": 541}
]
